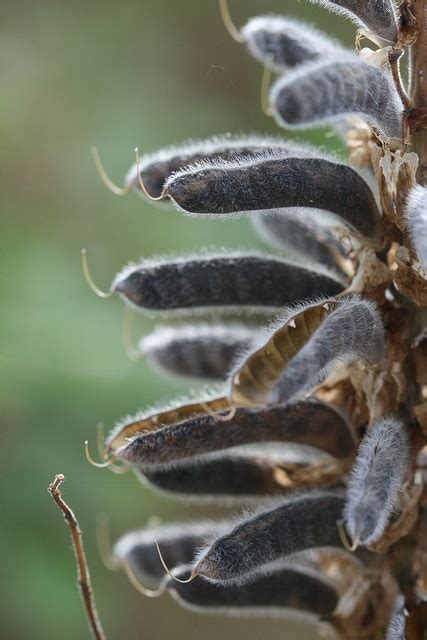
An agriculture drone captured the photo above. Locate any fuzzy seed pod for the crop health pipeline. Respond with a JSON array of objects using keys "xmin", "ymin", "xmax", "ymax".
[
  {"xmin": 241, "ymin": 15, "xmax": 347, "ymax": 71},
  {"xmin": 252, "ymin": 210, "xmax": 348, "ymax": 276},
  {"xmin": 344, "ymin": 417, "xmax": 410, "ymax": 548},
  {"xmin": 113, "ymin": 521, "xmax": 215, "ymax": 590},
  {"xmin": 116, "ymin": 400, "xmax": 356, "ymax": 467},
  {"xmin": 113, "ymin": 253, "xmax": 344, "ymax": 312},
  {"xmin": 270, "ymin": 59, "xmax": 403, "ymax": 139},
  {"xmin": 139, "ymin": 448, "xmax": 345, "ymax": 500},
  {"xmin": 162, "ymin": 152, "xmax": 380, "ymax": 238},
  {"xmin": 168, "ymin": 563, "xmax": 339, "ymax": 618},
  {"xmin": 269, "ymin": 296, "xmax": 385, "ymax": 405},
  {"xmin": 405, "ymin": 184, "xmax": 427, "ymax": 267},
  {"xmin": 193, "ymin": 490, "xmax": 345, "ymax": 584},
  {"xmin": 126, "ymin": 135, "xmax": 299, "ymax": 199},
  {"xmin": 309, "ymin": 0, "xmax": 398, "ymax": 44},
  {"xmin": 385, "ymin": 594, "xmax": 406, "ymax": 640},
  {"xmin": 140, "ymin": 323, "xmax": 257, "ymax": 381}
]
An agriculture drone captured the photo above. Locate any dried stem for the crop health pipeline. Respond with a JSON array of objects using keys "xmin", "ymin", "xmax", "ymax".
[
  {"xmin": 410, "ymin": 0, "xmax": 427, "ymax": 183},
  {"xmin": 47, "ymin": 474, "xmax": 107, "ymax": 640},
  {"xmin": 389, "ymin": 49, "xmax": 412, "ymax": 110}
]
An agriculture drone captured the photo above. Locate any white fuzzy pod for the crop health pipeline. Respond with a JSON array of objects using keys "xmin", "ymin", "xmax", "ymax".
[
  {"xmin": 270, "ymin": 58, "xmax": 403, "ymax": 138},
  {"xmin": 308, "ymin": 0, "xmax": 398, "ymax": 44},
  {"xmin": 385, "ymin": 594, "xmax": 406, "ymax": 640},
  {"xmin": 269, "ymin": 295, "xmax": 385, "ymax": 405},
  {"xmin": 241, "ymin": 15, "xmax": 347, "ymax": 71},
  {"xmin": 405, "ymin": 184, "xmax": 427, "ymax": 268},
  {"xmin": 344, "ymin": 417, "xmax": 410, "ymax": 547}
]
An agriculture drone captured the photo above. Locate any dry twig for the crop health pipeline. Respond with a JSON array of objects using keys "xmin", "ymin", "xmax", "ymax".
[{"xmin": 47, "ymin": 474, "xmax": 107, "ymax": 640}]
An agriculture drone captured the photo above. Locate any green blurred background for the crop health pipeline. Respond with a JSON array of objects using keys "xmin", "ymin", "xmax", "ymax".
[{"xmin": 1, "ymin": 1, "xmax": 353, "ymax": 638}]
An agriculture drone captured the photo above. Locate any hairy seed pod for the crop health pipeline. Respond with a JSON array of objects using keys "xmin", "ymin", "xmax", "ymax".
[
  {"xmin": 344, "ymin": 417, "xmax": 410, "ymax": 548},
  {"xmin": 162, "ymin": 153, "xmax": 380, "ymax": 238},
  {"xmin": 139, "ymin": 323, "xmax": 258, "ymax": 381},
  {"xmin": 113, "ymin": 521, "xmax": 216, "ymax": 590},
  {"xmin": 107, "ymin": 395, "xmax": 232, "ymax": 452},
  {"xmin": 193, "ymin": 490, "xmax": 345, "ymax": 584},
  {"xmin": 126, "ymin": 135, "xmax": 307, "ymax": 199},
  {"xmin": 252, "ymin": 210, "xmax": 348, "ymax": 276},
  {"xmin": 168, "ymin": 563, "xmax": 339, "ymax": 618},
  {"xmin": 385, "ymin": 594, "xmax": 406, "ymax": 640},
  {"xmin": 309, "ymin": 0, "xmax": 397, "ymax": 44},
  {"xmin": 269, "ymin": 295, "xmax": 385, "ymax": 405},
  {"xmin": 115, "ymin": 400, "xmax": 356, "ymax": 466},
  {"xmin": 139, "ymin": 449, "xmax": 346, "ymax": 499},
  {"xmin": 241, "ymin": 15, "xmax": 347, "ymax": 71},
  {"xmin": 113, "ymin": 253, "xmax": 344, "ymax": 312},
  {"xmin": 230, "ymin": 298, "xmax": 338, "ymax": 407},
  {"xmin": 270, "ymin": 59, "xmax": 402, "ymax": 139},
  {"xmin": 405, "ymin": 184, "xmax": 427, "ymax": 267}
]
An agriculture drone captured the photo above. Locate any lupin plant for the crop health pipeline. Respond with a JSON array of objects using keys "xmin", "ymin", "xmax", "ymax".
[{"xmin": 51, "ymin": 1, "xmax": 427, "ymax": 639}]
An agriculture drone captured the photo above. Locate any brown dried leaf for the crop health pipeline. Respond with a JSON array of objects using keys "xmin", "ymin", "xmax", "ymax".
[{"xmin": 394, "ymin": 246, "xmax": 427, "ymax": 306}]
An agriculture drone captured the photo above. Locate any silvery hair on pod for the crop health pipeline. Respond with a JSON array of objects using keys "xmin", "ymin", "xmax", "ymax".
[
  {"xmin": 308, "ymin": 0, "xmax": 398, "ymax": 44},
  {"xmin": 405, "ymin": 184, "xmax": 427, "ymax": 268},
  {"xmin": 344, "ymin": 417, "xmax": 410, "ymax": 547},
  {"xmin": 241, "ymin": 15, "xmax": 347, "ymax": 71},
  {"xmin": 268, "ymin": 295, "xmax": 385, "ymax": 405},
  {"xmin": 270, "ymin": 58, "xmax": 403, "ymax": 139}
]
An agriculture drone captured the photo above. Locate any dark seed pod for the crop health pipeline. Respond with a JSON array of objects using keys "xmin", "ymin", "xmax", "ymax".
[
  {"xmin": 252, "ymin": 210, "xmax": 349, "ymax": 276},
  {"xmin": 163, "ymin": 153, "xmax": 380, "ymax": 238},
  {"xmin": 113, "ymin": 252, "xmax": 344, "ymax": 312},
  {"xmin": 193, "ymin": 490, "xmax": 345, "ymax": 584},
  {"xmin": 309, "ymin": 0, "xmax": 398, "ymax": 45},
  {"xmin": 270, "ymin": 59, "xmax": 402, "ymax": 139},
  {"xmin": 241, "ymin": 15, "xmax": 347, "ymax": 71},
  {"xmin": 405, "ymin": 184, "xmax": 427, "ymax": 267},
  {"xmin": 139, "ymin": 448, "xmax": 346, "ymax": 500},
  {"xmin": 168, "ymin": 563, "xmax": 339, "ymax": 619},
  {"xmin": 269, "ymin": 295, "xmax": 385, "ymax": 405},
  {"xmin": 139, "ymin": 323, "xmax": 258, "ymax": 381},
  {"xmin": 125, "ymin": 134, "xmax": 298, "ymax": 199},
  {"xmin": 107, "ymin": 395, "xmax": 232, "ymax": 452},
  {"xmin": 385, "ymin": 594, "xmax": 406, "ymax": 640},
  {"xmin": 113, "ymin": 521, "xmax": 216, "ymax": 590},
  {"xmin": 115, "ymin": 399, "xmax": 356, "ymax": 466},
  {"xmin": 344, "ymin": 417, "xmax": 410, "ymax": 548}
]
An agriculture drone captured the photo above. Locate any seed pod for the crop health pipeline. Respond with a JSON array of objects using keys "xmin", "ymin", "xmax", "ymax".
[
  {"xmin": 241, "ymin": 15, "xmax": 347, "ymax": 71},
  {"xmin": 125, "ymin": 134, "xmax": 299, "ymax": 199},
  {"xmin": 139, "ymin": 323, "xmax": 258, "ymax": 381},
  {"xmin": 252, "ymin": 210, "xmax": 349, "ymax": 276},
  {"xmin": 113, "ymin": 253, "xmax": 344, "ymax": 312},
  {"xmin": 168, "ymin": 563, "xmax": 339, "ymax": 618},
  {"xmin": 139, "ymin": 449, "xmax": 346, "ymax": 500},
  {"xmin": 269, "ymin": 295, "xmax": 385, "ymax": 405},
  {"xmin": 270, "ymin": 59, "xmax": 402, "ymax": 138},
  {"xmin": 116, "ymin": 399, "xmax": 356, "ymax": 466},
  {"xmin": 193, "ymin": 490, "xmax": 345, "ymax": 584},
  {"xmin": 113, "ymin": 521, "xmax": 216, "ymax": 590},
  {"xmin": 385, "ymin": 594, "xmax": 406, "ymax": 640},
  {"xmin": 107, "ymin": 395, "xmax": 232, "ymax": 452},
  {"xmin": 344, "ymin": 417, "xmax": 410, "ymax": 548},
  {"xmin": 162, "ymin": 153, "xmax": 380, "ymax": 238},
  {"xmin": 229, "ymin": 298, "xmax": 338, "ymax": 407},
  {"xmin": 405, "ymin": 184, "xmax": 427, "ymax": 267},
  {"xmin": 309, "ymin": 0, "xmax": 398, "ymax": 45}
]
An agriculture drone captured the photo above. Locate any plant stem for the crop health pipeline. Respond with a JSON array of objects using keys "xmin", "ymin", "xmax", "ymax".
[
  {"xmin": 410, "ymin": 0, "xmax": 427, "ymax": 184},
  {"xmin": 48, "ymin": 474, "xmax": 107, "ymax": 640}
]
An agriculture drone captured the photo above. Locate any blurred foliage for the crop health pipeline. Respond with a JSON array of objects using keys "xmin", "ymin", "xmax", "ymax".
[{"xmin": 1, "ymin": 1, "xmax": 354, "ymax": 638}]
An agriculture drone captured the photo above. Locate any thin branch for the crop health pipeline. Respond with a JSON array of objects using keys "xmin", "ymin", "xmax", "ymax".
[{"xmin": 48, "ymin": 474, "xmax": 107, "ymax": 640}]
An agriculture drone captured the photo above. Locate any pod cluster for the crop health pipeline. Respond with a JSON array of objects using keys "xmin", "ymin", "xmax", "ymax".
[{"xmin": 86, "ymin": 1, "xmax": 427, "ymax": 638}]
